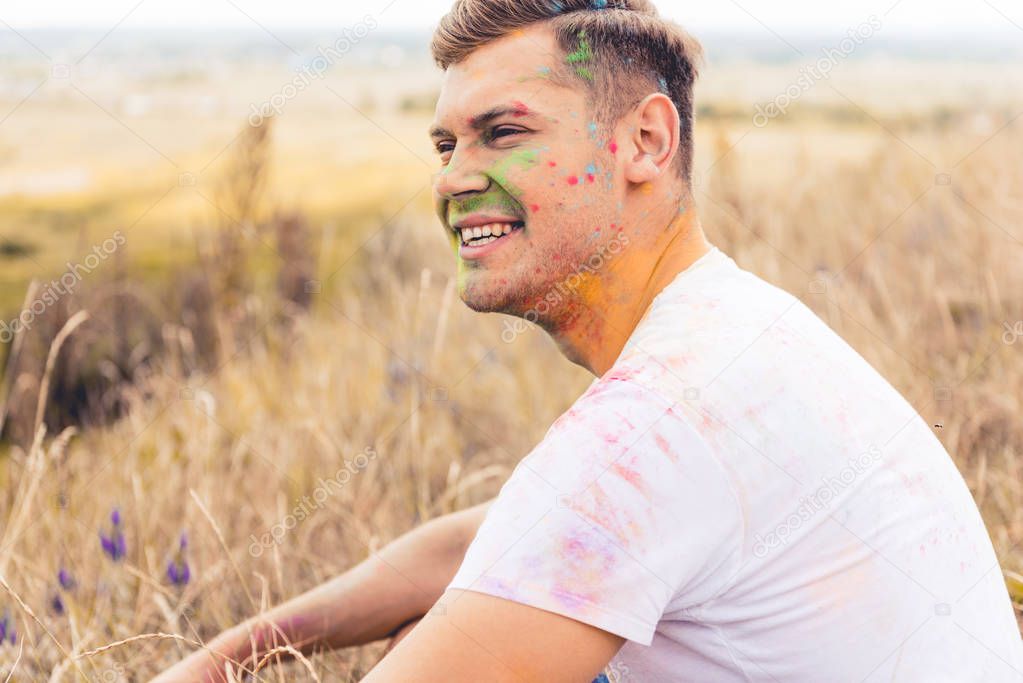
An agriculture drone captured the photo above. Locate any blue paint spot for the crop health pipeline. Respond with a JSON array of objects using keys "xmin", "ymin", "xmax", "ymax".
[
  {"xmin": 586, "ymin": 163, "xmax": 597, "ymax": 175},
  {"xmin": 592, "ymin": 0, "xmax": 608, "ymax": 7},
  {"xmin": 658, "ymin": 75, "xmax": 668, "ymax": 92}
]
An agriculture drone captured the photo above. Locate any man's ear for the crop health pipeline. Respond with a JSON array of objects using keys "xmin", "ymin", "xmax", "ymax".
[{"xmin": 622, "ymin": 93, "xmax": 681, "ymax": 185}]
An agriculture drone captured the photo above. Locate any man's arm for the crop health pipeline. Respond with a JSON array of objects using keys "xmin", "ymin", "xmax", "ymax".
[
  {"xmin": 151, "ymin": 500, "xmax": 492, "ymax": 682},
  {"xmin": 363, "ymin": 589, "xmax": 625, "ymax": 683}
]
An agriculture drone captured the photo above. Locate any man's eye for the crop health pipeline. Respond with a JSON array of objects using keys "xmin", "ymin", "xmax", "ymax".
[
  {"xmin": 436, "ymin": 142, "xmax": 455, "ymax": 155},
  {"xmin": 488, "ymin": 126, "xmax": 524, "ymax": 142}
]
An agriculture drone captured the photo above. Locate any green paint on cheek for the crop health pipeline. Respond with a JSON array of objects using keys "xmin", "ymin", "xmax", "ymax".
[
  {"xmin": 454, "ymin": 193, "xmax": 522, "ymax": 215},
  {"xmin": 488, "ymin": 149, "xmax": 540, "ymax": 197}
]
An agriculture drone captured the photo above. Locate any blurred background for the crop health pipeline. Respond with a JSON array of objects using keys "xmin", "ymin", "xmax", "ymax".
[{"xmin": 1, "ymin": 0, "xmax": 1021, "ymax": 678}]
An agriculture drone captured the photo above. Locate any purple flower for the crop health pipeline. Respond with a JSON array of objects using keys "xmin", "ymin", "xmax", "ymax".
[
  {"xmin": 166, "ymin": 531, "xmax": 191, "ymax": 587},
  {"xmin": 58, "ymin": 567, "xmax": 76, "ymax": 591},
  {"xmin": 0, "ymin": 610, "xmax": 14, "ymax": 645},
  {"xmin": 166, "ymin": 559, "xmax": 190, "ymax": 586},
  {"xmin": 99, "ymin": 508, "xmax": 127, "ymax": 562},
  {"xmin": 50, "ymin": 591, "xmax": 65, "ymax": 616}
]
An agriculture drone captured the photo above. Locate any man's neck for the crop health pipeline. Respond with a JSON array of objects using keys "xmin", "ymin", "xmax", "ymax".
[{"xmin": 548, "ymin": 208, "xmax": 710, "ymax": 377}]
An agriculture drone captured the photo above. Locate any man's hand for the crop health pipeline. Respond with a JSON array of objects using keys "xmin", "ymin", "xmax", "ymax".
[{"xmin": 363, "ymin": 589, "xmax": 624, "ymax": 682}]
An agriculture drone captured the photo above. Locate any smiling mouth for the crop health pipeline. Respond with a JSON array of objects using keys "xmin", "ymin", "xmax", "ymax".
[{"xmin": 458, "ymin": 221, "xmax": 525, "ymax": 247}]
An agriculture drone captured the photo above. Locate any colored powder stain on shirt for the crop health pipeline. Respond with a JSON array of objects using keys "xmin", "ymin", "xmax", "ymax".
[
  {"xmin": 654, "ymin": 433, "xmax": 678, "ymax": 463},
  {"xmin": 610, "ymin": 462, "xmax": 646, "ymax": 494},
  {"xmin": 550, "ymin": 531, "xmax": 618, "ymax": 611},
  {"xmin": 572, "ymin": 483, "xmax": 643, "ymax": 548}
]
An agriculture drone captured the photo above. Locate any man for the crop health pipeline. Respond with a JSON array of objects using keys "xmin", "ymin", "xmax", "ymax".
[{"xmin": 155, "ymin": 1, "xmax": 1023, "ymax": 681}]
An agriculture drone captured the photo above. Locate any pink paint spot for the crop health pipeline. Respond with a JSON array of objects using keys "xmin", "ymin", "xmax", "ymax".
[
  {"xmin": 552, "ymin": 254, "xmax": 561, "ymax": 261},
  {"xmin": 530, "ymin": 204, "xmax": 540, "ymax": 213},
  {"xmin": 610, "ymin": 462, "xmax": 645, "ymax": 494},
  {"xmin": 548, "ymin": 161, "xmax": 557, "ymax": 167},
  {"xmin": 510, "ymin": 100, "xmax": 530, "ymax": 117},
  {"xmin": 567, "ymin": 176, "xmax": 579, "ymax": 185},
  {"xmin": 586, "ymin": 174, "xmax": 596, "ymax": 183},
  {"xmin": 605, "ymin": 368, "xmax": 639, "ymax": 383},
  {"xmin": 609, "ymin": 140, "xmax": 618, "ymax": 154},
  {"xmin": 654, "ymin": 433, "xmax": 677, "ymax": 463}
]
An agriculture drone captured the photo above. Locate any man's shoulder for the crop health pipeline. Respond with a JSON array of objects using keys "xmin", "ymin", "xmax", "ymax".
[{"xmin": 610, "ymin": 259, "xmax": 815, "ymax": 394}]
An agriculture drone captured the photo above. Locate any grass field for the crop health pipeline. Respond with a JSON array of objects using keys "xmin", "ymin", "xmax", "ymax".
[{"xmin": 0, "ymin": 40, "xmax": 1022, "ymax": 679}]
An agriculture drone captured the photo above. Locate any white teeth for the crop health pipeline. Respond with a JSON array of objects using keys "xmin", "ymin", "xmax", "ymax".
[{"xmin": 458, "ymin": 221, "xmax": 521, "ymax": 245}]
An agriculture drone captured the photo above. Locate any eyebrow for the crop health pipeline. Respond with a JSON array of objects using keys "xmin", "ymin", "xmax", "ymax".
[{"xmin": 429, "ymin": 103, "xmax": 540, "ymax": 140}]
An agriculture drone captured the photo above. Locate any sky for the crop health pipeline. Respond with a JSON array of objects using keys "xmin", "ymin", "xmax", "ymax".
[{"xmin": 3, "ymin": 0, "xmax": 1022, "ymax": 35}]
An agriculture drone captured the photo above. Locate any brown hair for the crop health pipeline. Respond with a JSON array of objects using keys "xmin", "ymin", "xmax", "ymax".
[{"xmin": 431, "ymin": 0, "xmax": 704, "ymax": 183}]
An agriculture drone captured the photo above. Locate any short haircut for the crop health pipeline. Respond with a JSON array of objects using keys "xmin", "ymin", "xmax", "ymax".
[{"xmin": 431, "ymin": 0, "xmax": 704, "ymax": 184}]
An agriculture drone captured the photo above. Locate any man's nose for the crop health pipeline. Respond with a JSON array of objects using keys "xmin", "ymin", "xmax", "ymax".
[{"xmin": 433, "ymin": 146, "xmax": 491, "ymax": 200}]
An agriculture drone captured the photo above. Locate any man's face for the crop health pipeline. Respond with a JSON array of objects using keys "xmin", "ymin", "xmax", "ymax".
[{"xmin": 430, "ymin": 24, "xmax": 624, "ymax": 318}]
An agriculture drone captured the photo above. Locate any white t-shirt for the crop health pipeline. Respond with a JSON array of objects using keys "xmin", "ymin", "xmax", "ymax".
[{"xmin": 447, "ymin": 246, "xmax": 1023, "ymax": 682}]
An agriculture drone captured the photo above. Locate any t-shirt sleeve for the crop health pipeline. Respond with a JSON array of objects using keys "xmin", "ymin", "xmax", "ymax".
[{"xmin": 446, "ymin": 378, "xmax": 744, "ymax": 646}]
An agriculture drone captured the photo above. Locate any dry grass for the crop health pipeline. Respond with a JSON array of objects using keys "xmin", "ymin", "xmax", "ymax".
[{"xmin": 1, "ymin": 72, "xmax": 1022, "ymax": 679}]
